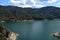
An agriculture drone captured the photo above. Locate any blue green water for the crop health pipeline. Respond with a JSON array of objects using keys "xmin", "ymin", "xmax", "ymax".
[{"xmin": 2, "ymin": 20, "xmax": 60, "ymax": 40}]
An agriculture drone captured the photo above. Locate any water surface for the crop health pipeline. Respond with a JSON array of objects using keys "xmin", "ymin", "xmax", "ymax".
[{"xmin": 3, "ymin": 20, "xmax": 60, "ymax": 40}]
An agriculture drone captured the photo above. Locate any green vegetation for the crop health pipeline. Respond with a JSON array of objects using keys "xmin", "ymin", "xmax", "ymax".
[
  {"xmin": 0, "ymin": 5, "xmax": 60, "ymax": 22},
  {"xmin": 0, "ymin": 21, "xmax": 10, "ymax": 40}
]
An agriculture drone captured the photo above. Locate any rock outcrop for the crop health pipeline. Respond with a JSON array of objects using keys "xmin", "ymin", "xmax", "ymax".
[
  {"xmin": 51, "ymin": 32, "xmax": 60, "ymax": 38},
  {"xmin": 7, "ymin": 32, "xmax": 19, "ymax": 40},
  {"xmin": 0, "ymin": 24, "xmax": 19, "ymax": 40}
]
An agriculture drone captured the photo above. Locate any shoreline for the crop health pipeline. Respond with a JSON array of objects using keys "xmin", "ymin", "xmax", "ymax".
[
  {"xmin": 1, "ymin": 19, "xmax": 60, "ymax": 23},
  {"xmin": 0, "ymin": 23, "xmax": 19, "ymax": 40}
]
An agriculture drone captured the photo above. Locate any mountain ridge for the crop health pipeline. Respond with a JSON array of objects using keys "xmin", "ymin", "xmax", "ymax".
[{"xmin": 0, "ymin": 5, "xmax": 60, "ymax": 21}]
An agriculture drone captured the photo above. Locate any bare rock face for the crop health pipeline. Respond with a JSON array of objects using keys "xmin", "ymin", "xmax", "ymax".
[
  {"xmin": 7, "ymin": 32, "xmax": 19, "ymax": 40},
  {"xmin": 51, "ymin": 32, "xmax": 60, "ymax": 38},
  {"xmin": 0, "ymin": 25, "xmax": 19, "ymax": 40}
]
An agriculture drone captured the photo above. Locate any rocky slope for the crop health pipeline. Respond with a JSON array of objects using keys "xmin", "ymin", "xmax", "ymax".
[{"xmin": 0, "ymin": 23, "xmax": 19, "ymax": 40}]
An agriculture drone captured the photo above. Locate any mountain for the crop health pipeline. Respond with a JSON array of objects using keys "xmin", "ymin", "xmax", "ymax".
[
  {"xmin": 38, "ymin": 6, "xmax": 60, "ymax": 18},
  {"xmin": 0, "ymin": 5, "xmax": 60, "ymax": 21}
]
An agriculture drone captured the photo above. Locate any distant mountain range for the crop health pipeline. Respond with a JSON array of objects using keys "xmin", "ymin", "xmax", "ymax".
[{"xmin": 0, "ymin": 5, "xmax": 60, "ymax": 21}]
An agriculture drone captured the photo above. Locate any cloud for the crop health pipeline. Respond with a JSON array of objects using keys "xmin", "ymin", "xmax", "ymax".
[
  {"xmin": 10, "ymin": 0, "xmax": 22, "ymax": 4},
  {"xmin": 10, "ymin": 0, "xmax": 35, "ymax": 5},
  {"xmin": 47, "ymin": 0, "xmax": 57, "ymax": 3},
  {"xmin": 32, "ymin": 4, "xmax": 45, "ymax": 8},
  {"xmin": 18, "ymin": 5, "xmax": 32, "ymax": 8},
  {"xmin": 18, "ymin": 4, "xmax": 45, "ymax": 8},
  {"xmin": 9, "ymin": 0, "xmax": 57, "ymax": 8}
]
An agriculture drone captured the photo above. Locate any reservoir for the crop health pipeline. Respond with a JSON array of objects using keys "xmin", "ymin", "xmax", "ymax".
[{"xmin": 2, "ymin": 20, "xmax": 60, "ymax": 40}]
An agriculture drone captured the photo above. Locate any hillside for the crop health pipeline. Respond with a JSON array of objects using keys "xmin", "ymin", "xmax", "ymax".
[{"xmin": 0, "ymin": 5, "xmax": 60, "ymax": 21}]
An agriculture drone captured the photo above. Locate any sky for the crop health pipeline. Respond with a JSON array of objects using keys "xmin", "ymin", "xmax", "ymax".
[{"xmin": 0, "ymin": 0, "xmax": 60, "ymax": 8}]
